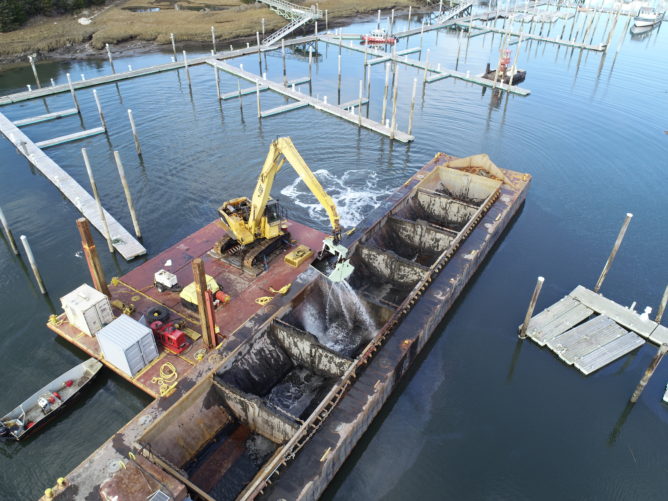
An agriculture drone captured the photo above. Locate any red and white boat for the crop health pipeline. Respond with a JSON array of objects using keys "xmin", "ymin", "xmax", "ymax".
[{"xmin": 361, "ymin": 28, "xmax": 398, "ymax": 44}]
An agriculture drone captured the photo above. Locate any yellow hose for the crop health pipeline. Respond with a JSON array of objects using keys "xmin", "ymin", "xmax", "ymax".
[{"xmin": 151, "ymin": 362, "xmax": 178, "ymax": 397}]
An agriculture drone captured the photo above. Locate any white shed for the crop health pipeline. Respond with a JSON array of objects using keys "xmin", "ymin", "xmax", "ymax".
[{"xmin": 96, "ymin": 315, "xmax": 159, "ymax": 377}]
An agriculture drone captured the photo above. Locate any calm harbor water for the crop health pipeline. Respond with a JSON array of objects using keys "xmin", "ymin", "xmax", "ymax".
[{"xmin": 0, "ymin": 4, "xmax": 667, "ymax": 500}]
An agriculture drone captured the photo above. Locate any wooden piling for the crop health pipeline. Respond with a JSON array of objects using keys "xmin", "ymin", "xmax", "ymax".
[
  {"xmin": 308, "ymin": 47, "xmax": 313, "ymax": 81},
  {"xmin": 192, "ymin": 258, "xmax": 216, "ymax": 349},
  {"xmin": 104, "ymin": 43, "xmax": 116, "ymax": 74},
  {"xmin": 519, "ymin": 276, "xmax": 545, "ymax": 339},
  {"xmin": 170, "ymin": 33, "xmax": 177, "ymax": 60},
  {"xmin": 381, "ymin": 62, "xmax": 390, "ymax": 124},
  {"xmin": 594, "ymin": 213, "xmax": 632, "ymax": 293},
  {"xmin": 237, "ymin": 80, "xmax": 243, "ymax": 113},
  {"xmin": 92, "ymin": 90, "xmax": 107, "ymax": 130},
  {"xmin": 390, "ymin": 9, "xmax": 395, "ymax": 36},
  {"xmin": 183, "ymin": 50, "xmax": 191, "ymax": 86},
  {"xmin": 408, "ymin": 5, "xmax": 412, "ymax": 31},
  {"xmin": 377, "ymin": 9, "xmax": 381, "ymax": 29},
  {"xmin": 50, "ymin": 78, "xmax": 55, "ymax": 87},
  {"xmin": 282, "ymin": 40, "xmax": 288, "ymax": 86},
  {"xmin": 366, "ymin": 65, "xmax": 372, "ymax": 115},
  {"xmin": 0, "ymin": 206, "xmax": 18, "ymax": 255},
  {"xmin": 630, "ymin": 344, "xmax": 668, "ymax": 403},
  {"xmin": 214, "ymin": 65, "xmax": 221, "ymax": 100},
  {"xmin": 113, "ymin": 151, "xmax": 141, "ymax": 239},
  {"xmin": 390, "ymin": 64, "xmax": 399, "ymax": 140},
  {"xmin": 28, "ymin": 55, "xmax": 41, "ymax": 89},
  {"xmin": 127, "ymin": 109, "xmax": 142, "ymax": 158},
  {"xmin": 419, "ymin": 21, "xmax": 425, "ymax": 52},
  {"xmin": 81, "ymin": 148, "xmax": 114, "ymax": 254},
  {"xmin": 655, "ymin": 285, "xmax": 668, "ymax": 324},
  {"xmin": 211, "ymin": 26, "xmax": 217, "ymax": 53},
  {"xmin": 337, "ymin": 54, "xmax": 342, "ymax": 96},
  {"xmin": 408, "ymin": 77, "xmax": 417, "ymax": 135},
  {"xmin": 325, "ymin": 9, "xmax": 328, "ymax": 30},
  {"xmin": 423, "ymin": 48, "xmax": 430, "ymax": 82},
  {"xmin": 66, "ymin": 73, "xmax": 80, "ymax": 111},
  {"xmin": 358, "ymin": 80, "xmax": 363, "ymax": 126},
  {"xmin": 315, "ymin": 21, "xmax": 318, "ymax": 36},
  {"xmin": 76, "ymin": 218, "xmax": 110, "ymax": 297},
  {"xmin": 262, "ymin": 18, "xmax": 265, "ymax": 36},
  {"xmin": 20, "ymin": 235, "xmax": 46, "ymax": 294},
  {"xmin": 256, "ymin": 83, "xmax": 262, "ymax": 117}
]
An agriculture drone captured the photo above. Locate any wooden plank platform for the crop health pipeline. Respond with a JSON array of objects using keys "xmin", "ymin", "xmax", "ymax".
[
  {"xmin": 220, "ymin": 76, "xmax": 310, "ymax": 100},
  {"xmin": 0, "ymin": 111, "xmax": 146, "ymax": 260},
  {"xmin": 525, "ymin": 296, "xmax": 593, "ymax": 345},
  {"xmin": 35, "ymin": 127, "xmax": 106, "ymax": 149},
  {"xmin": 260, "ymin": 101, "xmax": 309, "ymax": 117},
  {"xmin": 13, "ymin": 107, "xmax": 79, "ymax": 127},
  {"xmin": 574, "ymin": 332, "xmax": 645, "ymax": 375},
  {"xmin": 338, "ymin": 98, "xmax": 369, "ymax": 109},
  {"xmin": 209, "ymin": 59, "xmax": 414, "ymax": 142}
]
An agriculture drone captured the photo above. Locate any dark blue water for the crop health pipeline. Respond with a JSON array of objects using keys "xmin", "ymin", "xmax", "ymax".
[{"xmin": 0, "ymin": 4, "xmax": 666, "ymax": 499}]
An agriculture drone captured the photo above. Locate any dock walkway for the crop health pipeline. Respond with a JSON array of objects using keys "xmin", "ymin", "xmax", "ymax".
[
  {"xmin": 0, "ymin": 111, "xmax": 145, "ymax": 259},
  {"xmin": 523, "ymin": 285, "xmax": 668, "ymax": 374},
  {"xmin": 208, "ymin": 59, "xmax": 414, "ymax": 142}
]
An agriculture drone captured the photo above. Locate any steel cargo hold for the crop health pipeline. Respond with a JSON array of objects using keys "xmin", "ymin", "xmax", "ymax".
[
  {"xmin": 96, "ymin": 315, "xmax": 159, "ymax": 377},
  {"xmin": 60, "ymin": 284, "xmax": 114, "ymax": 336}
]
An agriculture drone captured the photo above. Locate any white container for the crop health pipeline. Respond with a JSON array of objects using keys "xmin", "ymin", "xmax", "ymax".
[
  {"xmin": 60, "ymin": 284, "xmax": 114, "ymax": 336},
  {"xmin": 96, "ymin": 315, "xmax": 159, "ymax": 377}
]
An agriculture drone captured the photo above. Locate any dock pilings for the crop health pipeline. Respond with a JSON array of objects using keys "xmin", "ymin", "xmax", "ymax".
[
  {"xmin": 192, "ymin": 258, "xmax": 217, "ymax": 349},
  {"xmin": 0, "ymin": 206, "xmax": 18, "ymax": 255},
  {"xmin": 127, "ymin": 109, "xmax": 142, "ymax": 158},
  {"xmin": 81, "ymin": 148, "xmax": 114, "ymax": 254},
  {"xmin": 76, "ymin": 217, "xmax": 110, "ymax": 297},
  {"xmin": 655, "ymin": 285, "xmax": 668, "ymax": 324},
  {"xmin": 20, "ymin": 235, "xmax": 46, "ymax": 294},
  {"xmin": 113, "ymin": 151, "xmax": 142, "ymax": 239},
  {"xmin": 105, "ymin": 44, "xmax": 116, "ymax": 73},
  {"xmin": 630, "ymin": 344, "xmax": 668, "ymax": 403},
  {"xmin": 594, "ymin": 213, "xmax": 632, "ymax": 293},
  {"xmin": 28, "ymin": 55, "xmax": 41, "ymax": 89},
  {"xmin": 519, "ymin": 276, "xmax": 545, "ymax": 339}
]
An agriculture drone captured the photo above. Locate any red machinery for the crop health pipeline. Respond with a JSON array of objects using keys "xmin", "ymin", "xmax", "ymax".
[{"xmin": 150, "ymin": 320, "xmax": 190, "ymax": 354}]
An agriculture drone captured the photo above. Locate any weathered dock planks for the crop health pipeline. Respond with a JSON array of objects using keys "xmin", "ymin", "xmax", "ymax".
[{"xmin": 0, "ymin": 112, "xmax": 145, "ymax": 260}]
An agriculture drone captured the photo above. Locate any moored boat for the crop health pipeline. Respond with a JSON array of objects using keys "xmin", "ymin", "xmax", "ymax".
[
  {"xmin": 0, "ymin": 358, "xmax": 102, "ymax": 441},
  {"xmin": 634, "ymin": 7, "xmax": 665, "ymax": 27},
  {"xmin": 361, "ymin": 28, "xmax": 397, "ymax": 44}
]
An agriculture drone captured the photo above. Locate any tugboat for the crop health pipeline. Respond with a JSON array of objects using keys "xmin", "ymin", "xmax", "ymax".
[
  {"xmin": 361, "ymin": 28, "xmax": 398, "ymax": 44},
  {"xmin": 482, "ymin": 48, "xmax": 526, "ymax": 85}
]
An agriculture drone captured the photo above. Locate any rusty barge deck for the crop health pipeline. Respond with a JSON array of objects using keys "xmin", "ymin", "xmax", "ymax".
[{"xmin": 44, "ymin": 152, "xmax": 530, "ymax": 501}]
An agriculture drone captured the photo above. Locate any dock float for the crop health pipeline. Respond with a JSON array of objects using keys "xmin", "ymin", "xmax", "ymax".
[
  {"xmin": 0, "ymin": 111, "xmax": 145, "ymax": 260},
  {"xmin": 34, "ymin": 127, "xmax": 106, "ymax": 149},
  {"xmin": 523, "ymin": 285, "xmax": 668, "ymax": 374},
  {"xmin": 208, "ymin": 59, "xmax": 414, "ymax": 142},
  {"xmin": 12, "ymin": 107, "xmax": 79, "ymax": 127}
]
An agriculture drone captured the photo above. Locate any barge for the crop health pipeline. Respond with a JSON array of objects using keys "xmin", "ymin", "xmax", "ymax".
[{"xmin": 43, "ymin": 151, "xmax": 530, "ymax": 500}]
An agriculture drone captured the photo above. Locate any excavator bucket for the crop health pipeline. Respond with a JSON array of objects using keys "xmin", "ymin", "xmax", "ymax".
[{"xmin": 311, "ymin": 237, "xmax": 355, "ymax": 283}]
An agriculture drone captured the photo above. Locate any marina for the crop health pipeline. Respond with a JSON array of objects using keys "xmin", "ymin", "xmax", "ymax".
[{"xmin": 0, "ymin": 1, "xmax": 667, "ymax": 500}]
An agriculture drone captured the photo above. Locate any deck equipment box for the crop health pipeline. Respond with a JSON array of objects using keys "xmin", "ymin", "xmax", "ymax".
[
  {"xmin": 60, "ymin": 284, "xmax": 114, "ymax": 336},
  {"xmin": 97, "ymin": 315, "xmax": 159, "ymax": 377}
]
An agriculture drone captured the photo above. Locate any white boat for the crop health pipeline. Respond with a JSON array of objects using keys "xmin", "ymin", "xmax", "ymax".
[
  {"xmin": 663, "ymin": 382, "xmax": 668, "ymax": 404},
  {"xmin": 634, "ymin": 7, "xmax": 665, "ymax": 28},
  {"xmin": 0, "ymin": 358, "xmax": 102, "ymax": 441}
]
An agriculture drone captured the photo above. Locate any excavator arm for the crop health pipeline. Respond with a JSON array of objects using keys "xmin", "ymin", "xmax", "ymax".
[{"xmin": 248, "ymin": 137, "xmax": 342, "ymax": 240}]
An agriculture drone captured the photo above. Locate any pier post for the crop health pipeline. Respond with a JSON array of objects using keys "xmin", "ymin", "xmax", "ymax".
[
  {"xmin": 127, "ymin": 109, "xmax": 142, "ymax": 158},
  {"xmin": 390, "ymin": 9, "xmax": 395, "ymax": 36},
  {"xmin": 315, "ymin": 21, "xmax": 318, "ymax": 36},
  {"xmin": 308, "ymin": 47, "xmax": 313, "ymax": 81},
  {"xmin": 170, "ymin": 33, "xmax": 177, "ymax": 60},
  {"xmin": 337, "ymin": 54, "xmax": 342, "ymax": 97},
  {"xmin": 20, "ymin": 235, "xmax": 46, "ymax": 294},
  {"xmin": 82, "ymin": 148, "xmax": 114, "ymax": 254},
  {"xmin": 381, "ymin": 62, "xmax": 390, "ymax": 124},
  {"xmin": 630, "ymin": 344, "xmax": 668, "ymax": 403},
  {"xmin": 93, "ymin": 90, "xmax": 107, "ymax": 130},
  {"xmin": 282, "ymin": 40, "xmax": 287, "ymax": 86},
  {"xmin": 366, "ymin": 65, "xmax": 372, "ymax": 116},
  {"xmin": 214, "ymin": 65, "xmax": 221, "ymax": 100},
  {"xmin": 423, "ymin": 48, "xmax": 430, "ymax": 82},
  {"xmin": 237, "ymin": 80, "xmax": 243, "ymax": 113},
  {"xmin": 655, "ymin": 285, "xmax": 668, "ymax": 324},
  {"xmin": 66, "ymin": 73, "xmax": 80, "ymax": 111},
  {"xmin": 408, "ymin": 77, "xmax": 417, "ymax": 135},
  {"xmin": 192, "ymin": 258, "xmax": 217, "ymax": 349},
  {"xmin": 358, "ymin": 79, "xmax": 363, "ymax": 126},
  {"xmin": 256, "ymin": 83, "xmax": 262, "ymax": 118},
  {"xmin": 262, "ymin": 18, "xmax": 265, "ymax": 36},
  {"xmin": 256, "ymin": 32, "xmax": 261, "ymax": 65},
  {"xmin": 28, "ymin": 55, "xmax": 41, "ymax": 88},
  {"xmin": 377, "ymin": 9, "xmax": 381, "ymax": 29},
  {"xmin": 390, "ymin": 65, "xmax": 399, "ymax": 140},
  {"xmin": 0, "ymin": 206, "xmax": 18, "ymax": 255},
  {"xmin": 50, "ymin": 78, "xmax": 55, "ymax": 87},
  {"xmin": 325, "ymin": 9, "xmax": 328, "ymax": 31},
  {"xmin": 105, "ymin": 44, "xmax": 116, "ymax": 73},
  {"xmin": 408, "ymin": 5, "xmax": 412, "ymax": 31},
  {"xmin": 183, "ymin": 51, "xmax": 192, "ymax": 86},
  {"xmin": 113, "ymin": 151, "xmax": 141, "ymax": 239},
  {"xmin": 211, "ymin": 26, "xmax": 217, "ymax": 53},
  {"xmin": 594, "ymin": 213, "xmax": 632, "ymax": 293},
  {"xmin": 419, "ymin": 22, "xmax": 425, "ymax": 53},
  {"xmin": 519, "ymin": 276, "xmax": 544, "ymax": 339},
  {"xmin": 76, "ymin": 218, "xmax": 110, "ymax": 297}
]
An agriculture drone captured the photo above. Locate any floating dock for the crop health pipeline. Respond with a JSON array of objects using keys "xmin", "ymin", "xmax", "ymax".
[{"xmin": 43, "ymin": 151, "xmax": 530, "ymax": 500}]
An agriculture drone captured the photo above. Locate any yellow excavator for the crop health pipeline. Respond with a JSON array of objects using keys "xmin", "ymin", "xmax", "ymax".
[{"xmin": 214, "ymin": 137, "xmax": 354, "ymax": 282}]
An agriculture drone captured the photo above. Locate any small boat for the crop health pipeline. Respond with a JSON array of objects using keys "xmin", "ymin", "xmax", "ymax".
[
  {"xmin": 0, "ymin": 358, "xmax": 102, "ymax": 441},
  {"xmin": 633, "ymin": 7, "xmax": 665, "ymax": 28},
  {"xmin": 482, "ymin": 50, "xmax": 526, "ymax": 86},
  {"xmin": 361, "ymin": 28, "xmax": 397, "ymax": 45}
]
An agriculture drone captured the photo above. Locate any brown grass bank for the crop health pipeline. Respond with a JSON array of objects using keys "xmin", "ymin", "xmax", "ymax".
[{"xmin": 0, "ymin": 0, "xmax": 432, "ymax": 65}]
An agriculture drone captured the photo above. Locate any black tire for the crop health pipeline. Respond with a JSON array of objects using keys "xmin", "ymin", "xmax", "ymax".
[{"xmin": 147, "ymin": 305, "xmax": 169, "ymax": 323}]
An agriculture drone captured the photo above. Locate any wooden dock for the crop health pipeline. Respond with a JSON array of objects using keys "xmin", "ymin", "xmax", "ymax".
[
  {"xmin": 208, "ymin": 59, "xmax": 414, "ymax": 142},
  {"xmin": 523, "ymin": 285, "xmax": 668, "ymax": 375},
  {"xmin": 0, "ymin": 111, "xmax": 146, "ymax": 260}
]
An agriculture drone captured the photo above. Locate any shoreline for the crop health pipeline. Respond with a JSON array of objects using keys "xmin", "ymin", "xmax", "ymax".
[{"xmin": 0, "ymin": 1, "xmax": 432, "ymax": 68}]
